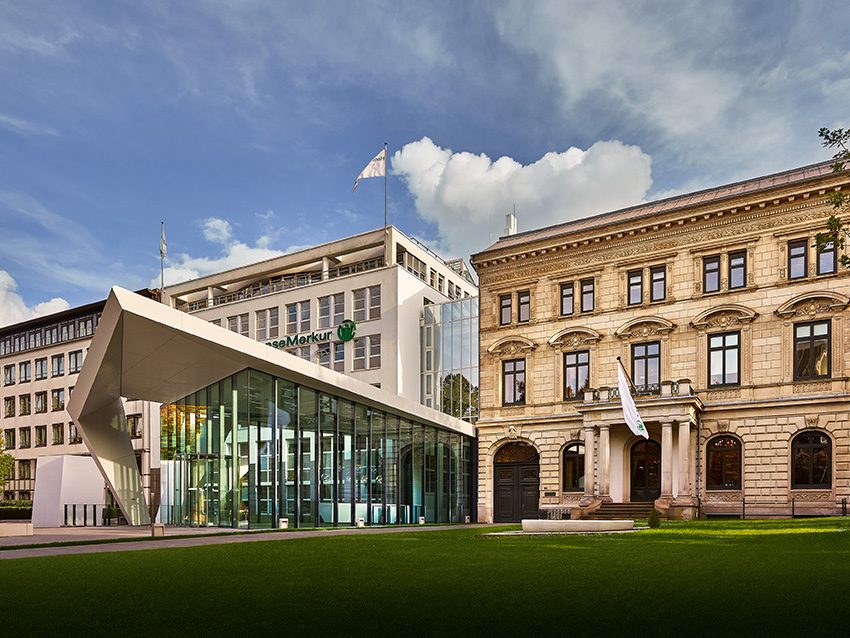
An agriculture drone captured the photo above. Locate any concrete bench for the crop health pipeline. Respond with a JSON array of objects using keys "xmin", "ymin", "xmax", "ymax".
[
  {"xmin": 0, "ymin": 522, "xmax": 34, "ymax": 537},
  {"xmin": 521, "ymin": 519, "xmax": 634, "ymax": 533}
]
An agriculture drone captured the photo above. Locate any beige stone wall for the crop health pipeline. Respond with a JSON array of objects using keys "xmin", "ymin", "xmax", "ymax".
[{"xmin": 473, "ymin": 168, "xmax": 850, "ymax": 520}]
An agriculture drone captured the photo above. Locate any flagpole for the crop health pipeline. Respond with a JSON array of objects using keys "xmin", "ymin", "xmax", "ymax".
[
  {"xmin": 160, "ymin": 221, "xmax": 165, "ymax": 293},
  {"xmin": 615, "ymin": 356, "xmax": 638, "ymax": 393},
  {"xmin": 383, "ymin": 141, "xmax": 388, "ymax": 230}
]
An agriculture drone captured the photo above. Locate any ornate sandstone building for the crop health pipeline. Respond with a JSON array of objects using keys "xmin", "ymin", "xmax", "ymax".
[{"xmin": 471, "ymin": 161, "xmax": 850, "ymax": 521}]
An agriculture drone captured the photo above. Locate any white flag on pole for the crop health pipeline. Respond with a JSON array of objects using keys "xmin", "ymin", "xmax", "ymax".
[
  {"xmin": 617, "ymin": 359, "xmax": 649, "ymax": 439},
  {"xmin": 353, "ymin": 147, "xmax": 386, "ymax": 191},
  {"xmin": 160, "ymin": 223, "xmax": 167, "ymax": 258}
]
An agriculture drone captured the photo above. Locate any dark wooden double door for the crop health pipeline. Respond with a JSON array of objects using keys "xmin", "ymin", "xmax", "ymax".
[
  {"xmin": 631, "ymin": 440, "xmax": 661, "ymax": 502},
  {"xmin": 494, "ymin": 463, "xmax": 539, "ymax": 522}
]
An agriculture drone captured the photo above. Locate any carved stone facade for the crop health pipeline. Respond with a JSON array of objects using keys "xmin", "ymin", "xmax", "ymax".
[{"xmin": 472, "ymin": 160, "xmax": 850, "ymax": 521}]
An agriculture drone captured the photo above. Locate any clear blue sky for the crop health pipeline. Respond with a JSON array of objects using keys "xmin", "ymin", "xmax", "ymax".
[{"xmin": 1, "ymin": 1, "xmax": 848, "ymax": 324}]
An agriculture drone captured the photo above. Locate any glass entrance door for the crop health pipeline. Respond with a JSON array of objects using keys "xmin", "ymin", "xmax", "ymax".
[{"xmin": 631, "ymin": 440, "xmax": 661, "ymax": 502}]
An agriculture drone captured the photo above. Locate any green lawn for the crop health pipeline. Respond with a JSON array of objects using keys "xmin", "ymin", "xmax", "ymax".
[{"xmin": 1, "ymin": 518, "xmax": 848, "ymax": 636}]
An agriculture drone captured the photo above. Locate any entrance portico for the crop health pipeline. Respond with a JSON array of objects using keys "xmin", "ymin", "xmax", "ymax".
[{"xmin": 576, "ymin": 386, "xmax": 702, "ymax": 518}]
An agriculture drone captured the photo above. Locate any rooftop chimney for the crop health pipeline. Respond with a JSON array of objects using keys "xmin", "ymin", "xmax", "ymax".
[{"xmin": 504, "ymin": 212, "xmax": 517, "ymax": 236}]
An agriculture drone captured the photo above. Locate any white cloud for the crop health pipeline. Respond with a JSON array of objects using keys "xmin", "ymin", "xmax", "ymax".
[
  {"xmin": 0, "ymin": 112, "xmax": 58, "ymax": 137},
  {"xmin": 153, "ymin": 216, "xmax": 286, "ymax": 287},
  {"xmin": 0, "ymin": 270, "xmax": 70, "ymax": 328},
  {"xmin": 392, "ymin": 137, "xmax": 653, "ymax": 260}
]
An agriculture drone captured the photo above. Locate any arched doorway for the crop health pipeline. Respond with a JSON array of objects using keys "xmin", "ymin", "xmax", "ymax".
[
  {"xmin": 493, "ymin": 442, "xmax": 539, "ymax": 522},
  {"xmin": 630, "ymin": 439, "xmax": 661, "ymax": 502}
]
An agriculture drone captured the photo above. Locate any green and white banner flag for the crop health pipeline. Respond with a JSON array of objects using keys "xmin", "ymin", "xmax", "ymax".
[{"xmin": 617, "ymin": 359, "xmax": 649, "ymax": 439}]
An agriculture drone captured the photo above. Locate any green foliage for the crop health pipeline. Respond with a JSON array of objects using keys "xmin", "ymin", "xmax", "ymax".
[
  {"xmin": 815, "ymin": 126, "xmax": 850, "ymax": 267},
  {"xmin": 0, "ymin": 442, "xmax": 13, "ymax": 492},
  {"xmin": 647, "ymin": 508, "xmax": 661, "ymax": 528},
  {"xmin": 440, "ymin": 372, "xmax": 479, "ymax": 420},
  {"xmin": 0, "ymin": 500, "xmax": 32, "ymax": 508}
]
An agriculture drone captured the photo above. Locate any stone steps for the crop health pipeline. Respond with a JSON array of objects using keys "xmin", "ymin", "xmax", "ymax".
[{"xmin": 585, "ymin": 503, "xmax": 655, "ymax": 520}]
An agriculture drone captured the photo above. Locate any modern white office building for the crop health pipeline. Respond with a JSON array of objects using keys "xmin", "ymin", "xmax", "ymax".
[
  {"xmin": 0, "ymin": 292, "xmax": 160, "ymax": 525},
  {"xmin": 162, "ymin": 226, "xmax": 476, "ymax": 402}
]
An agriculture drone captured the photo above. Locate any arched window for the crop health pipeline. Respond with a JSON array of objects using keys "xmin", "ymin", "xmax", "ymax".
[
  {"xmin": 562, "ymin": 443, "xmax": 585, "ymax": 492},
  {"xmin": 494, "ymin": 442, "xmax": 538, "ymax": 464},
  {"xmin": 792, "ymin": 432, "xmax": 831, "ymax": 489},
  {"xmin": 706, "ymin": 436, "xmax": 741, "ymax": 490}
]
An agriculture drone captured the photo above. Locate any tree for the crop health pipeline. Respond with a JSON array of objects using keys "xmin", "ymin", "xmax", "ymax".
[
  {"xmin": 440, "ymin": 372, "xmax": 479, "ymax": 421},
  {"xmin": 0, "ymin": 441, "xmax": 13, "ymax": 491},
  {"xmin": 815, "ymin": 126, "xmax": 850, "ymax": 267}
]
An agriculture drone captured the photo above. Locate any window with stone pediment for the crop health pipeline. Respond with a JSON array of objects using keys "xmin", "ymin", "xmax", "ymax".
[{"xmin": 487, "ymin": 336, "xmax": 537, "ymax": 357}]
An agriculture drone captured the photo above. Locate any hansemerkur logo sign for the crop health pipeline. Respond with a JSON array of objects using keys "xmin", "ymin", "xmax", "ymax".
[{"xmin": 265, "ymin": 320, "xmax": 357, "ymax": 350}]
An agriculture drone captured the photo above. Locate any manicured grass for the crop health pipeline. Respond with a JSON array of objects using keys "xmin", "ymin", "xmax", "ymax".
[{"xmin": 1, "ymin": 518, "xmax": 848, "ymax": 636}]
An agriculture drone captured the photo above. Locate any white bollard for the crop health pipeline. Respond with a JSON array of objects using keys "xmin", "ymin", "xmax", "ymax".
[
  {"xmin": 418, "ymin": 516, "xmax": 426, "ymax": 525},
  {"xmin": 278, "ymin": 518, "xmax": 289, "ymax": 529},
  {"xmin": 356, "ymin": 518, "xmax": 365, "ymax": 528}
]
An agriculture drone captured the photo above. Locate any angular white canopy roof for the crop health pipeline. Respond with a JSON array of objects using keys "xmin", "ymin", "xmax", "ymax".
[{"xmin": 67, "ymin": 287, "xmax": 475, "ymax": 525}]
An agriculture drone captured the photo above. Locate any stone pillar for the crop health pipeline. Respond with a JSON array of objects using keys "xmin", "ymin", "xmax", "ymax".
[
  {"xmin": 677, "ymin": 420, "xmax": 692, "ymax": 501},
  {"xmin": 598, "ymin": 424, "xmax": 611, "ymax": 501},
  {"xmin": 583, "ymin": 426, "xmax": 596, "ymax": 502},
  {"xmin": 661, "ymin": 421, "xmax": 674, "ymax": 498}
]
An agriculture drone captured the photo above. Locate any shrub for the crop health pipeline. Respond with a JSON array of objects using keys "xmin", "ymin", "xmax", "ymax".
[
  {"xmin": 0, "ymin": 507, "xmax": 32, "ymax": 520},
  {"xmin": 0, "ymin": 499, "xmax": 33, "ymax": 508},
  {"xmin": 647, "ymin": 509, "xmax": 662, "ymax": 528}
]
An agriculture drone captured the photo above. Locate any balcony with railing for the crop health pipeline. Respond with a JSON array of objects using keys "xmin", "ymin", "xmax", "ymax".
[{"xmin": 183, "ymin": 256, "xmax": 386, "ymax": 312}]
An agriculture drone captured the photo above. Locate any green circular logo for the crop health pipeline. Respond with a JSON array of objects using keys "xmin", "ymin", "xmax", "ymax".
[{"xmin": 337, "ymin": 319, "xmax": 357, "ymax": 342}]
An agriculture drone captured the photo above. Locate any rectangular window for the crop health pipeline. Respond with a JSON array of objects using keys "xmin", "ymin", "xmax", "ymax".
[
  {"xmin": 448, "ymin": 281, "xmax": 456, "ymax": 300},
  {"xmin": 35, "ymin": 358, "xmax": 47, "ymax": 380},
  {"xmin": 580, "ymin": 279, "xmax": 594, "ymax": 313},
  {"xmin": 52, "ymin": 423, "xmax": 64, "ymax": 445},
  {"xmin": 299, "ymin": 302, "xmax": 310, "ymax": 332},
  {"xmin": 35, "ymin": 391, "xmax": 47, "ymax": 413},
  {"xmin": 209, "ymin": 318, "xmax": 221, "ymax": 327},
  {"xmin": 256, "ymin": 310, "xmax": 268, "ymax": 340},
  {"xmin": 51, "ymin": 354, "xmax": 64, "ymax": 377},
  {"xmin": 703, "ymin": 256, "xmax": 720, "ymax": 293},
  {"xmin": 353, "ymin": 337, "xmax": 366, "ymax": 370},
  {"xmin": 353, "ymin": 289, "xmax": 366, "ymax": 322},
  {"xmin": 68, "ymin": 350, "xmax": 83, "ymax": 374},
  {"xmin": 709, "ymin": 332, "xmax": 740, "ymax": 387},
  {"xmin": 628, "ymin": 270, "xmax": 643, "ymax": 305},
  {"xmin": 69, "ymin": 422, "xmax": 82, "ymax": 444},
  {"xmin": 788, "ymin": 239, "xmax": 807, "ymax": 279},
  {"xmin": 368, "ymin": 286, "xmax": 381, "ymax": 319},
  {"xmin": 318, "ymin": 296, "xmax": 331, "ymax": 329},
  {"xmin": 19, "ymin": 459, "xmax": 32, "ymax": 479},
  {"xmin": 227, "ymin": 314, "xmax": 249, "ymax": 337},
  {"xmin": 3, "ymin": 397, "xmax": 14, "ymax": 418},
  {"xmin": 18, "ymin": 395, "xmax": 30, "ymax": 416},
  {"xmin": 51, "ymin": 388, "xmax": 65, "ymax": 411},
  {"xmin": 4, "ymin": 428, "xmax": 15, "ymax": 449},
  {"xmin": 127, "ymin": 414, "xmax": 142, "ymax": 438},
  {"xmin": 560, "ymin": 282, "xmax": 574, "ymax": 316},
  {"xmin": 794, "ymin": 321, "xmax": 830, "ymax": 380},
  {"xmin": 817, "ymin": 240, "xmax": 836, "ymax": 275},
  {"xmin": 317, "ymin": 343, "xmax": 331, "ymax": 368},
  {"xmin": 35, "ymin": 425, "xmax": 47, "ymax": 448},
  {"xmin": 729, "ymin": 251, "xmax": 746, "ymax": 289},
  {"xmin": 563, "ymin": 351, "xmax": 590, "ymax": 400},
  {"xmin": 19, "ymin": 361, "xmax": 31, "ymax": 382},
  {"xmin": 286, "ymin": 303, "xmax": 298, "ymax": 334},
  {"xmin": 499, "ymin": 294, "xmax": 512, "ymax": 325},
  {"xmin": 369, "ymin": 335, "xmax": 381, "ymax": 369},
  {"xmin": 333, "ymin": 342, "xmax": 345, "ymax": 372},
  {"xmin": 333, "ymin": 293, "xmax": 344, "ymax": 326},
  {"xmin": 429, "ymin": 268, "xmax": 437, "ymax": 288},
  {"xmin": 650, "ymin": 266, "xmax": 666, "ymax": 302},
  {"xmin": 19, "ymin": 427, "xmax": 31, "ymax": 449},
  {"xmin": 632, "ymin": 342, "xmax": 661, "ymax": 393},
  {"xmin": 502, "ymin": 359, "xmax": 526, "ymax": 406},
  {"xmin": 517, "ymin": 290, "xmax": 531, "ymax": 323},
  {"xmin": 3, "ymin": 364, "xmax": 14, "ymax": 386}
]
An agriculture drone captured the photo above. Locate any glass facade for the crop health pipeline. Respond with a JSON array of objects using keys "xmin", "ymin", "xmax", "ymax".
[
  {"xmin": 420, "ymin": 297, "xmax": 479, "ymax": 423},
  {"xmin": 160, "ymin": 368, "xmax": 474, "ymax": 528}
]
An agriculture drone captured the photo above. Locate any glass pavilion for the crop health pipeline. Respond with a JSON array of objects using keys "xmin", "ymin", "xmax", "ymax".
[{"xmin": 160, "ymin": 369, "xmax": 475, "ymax": 528}]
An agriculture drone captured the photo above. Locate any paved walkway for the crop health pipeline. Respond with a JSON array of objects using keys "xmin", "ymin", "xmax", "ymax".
[{"xmin": 0, "ymin": 524, "xmax": 481, "ymax": 560}]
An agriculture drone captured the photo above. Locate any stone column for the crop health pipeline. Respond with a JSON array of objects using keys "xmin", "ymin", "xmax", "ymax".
[
  {"xmin": 598, "ymin": 424, "xmax": 611, "ymax": 501},
  {"xmin": 677, "ymin": 420, "xmax": 692, "ymax": 500},
  {"xmin": 661, "ymin": 421, "xmax": 674, "ymax": 498},
  {"xmin": 583, "ymin": 426, "xmax": 596, "ymax": 501}
]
